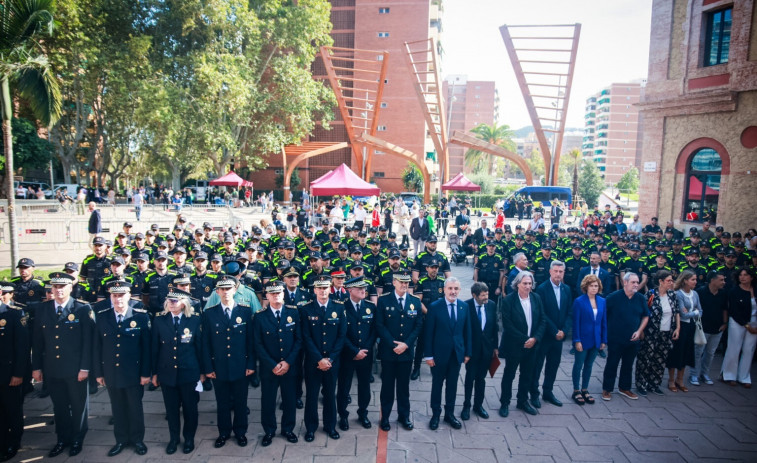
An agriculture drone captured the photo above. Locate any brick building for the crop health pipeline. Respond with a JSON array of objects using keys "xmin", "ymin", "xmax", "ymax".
[{"xmin": 638, "ymin": 0, "xmax": 757, "ymax": 231}]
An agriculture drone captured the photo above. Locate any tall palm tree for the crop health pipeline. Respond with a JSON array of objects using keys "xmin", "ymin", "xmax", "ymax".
[
  {"xmin": 463, "ymin": 122, "xmax": 516, "ymax": 175},
  {"xmin": 2, "ymin": 0, "xmax": 61, "ymax": 275}
]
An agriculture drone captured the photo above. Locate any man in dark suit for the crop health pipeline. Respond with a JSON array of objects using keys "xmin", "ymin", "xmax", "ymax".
[
  {"xmin": 461, "ymin": 282, "xmax": 498, "ymax": 421},
  {"xmin": 93, "ymin": 281, "xmax": 151, "ymax": 457},
  {"xmin": 472, "ymin": 219, "xmax": 492, "ymax": 247},
  {"xmin": 576, "ymin": 251, "xmax": 613, "ymax": 297},
  {"xmin": 455, "ymin": 206, "xmax": 471, "ymax": 236},
  {"xmin": 32, "ymin": 273, "xmax": 94, "ymax": 457},
  {"xmin": 202, "ymin": 276, "xmax": 256, "ymax": 448},
  {"xmin": 532, "ymin": 261, "xmax": 572, "ymax": 408},
  {"xmin": 375, "ymin": 270, "xmax": 423, "ymax": 431},
  {"xmin": 498, "ymin": 271, "xmax": 545, "ymax": 417},
  {"xmin": 423, "ymin": 277, "xmax": 471, "ymax": 430}
]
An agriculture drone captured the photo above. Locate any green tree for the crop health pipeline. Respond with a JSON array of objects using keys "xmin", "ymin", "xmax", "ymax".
[
  {"xmin": 401, "ymin": 163, "xmax": 423, "ymax": 193},
  {"xmin": 275, "ymin": 168, "xmax": 300, "ymax": 191},
  {"xmin": 467, "ymin": 172, "xmax": 494, "ymax": 194},
  {"xmin": 616, "ymin": 166, "xmax": 640, "ymax": 194},
  {"xmin": 0, "ymin": 117, "xmax": 54, "ymax": 173},
  {"xmin": 524, "ymin": 149, "xmax": 545, "ymax": 185},
  {"xmin": 578, "ymin": 159, "xmax": 605, "ymax": 208},
  {"xmin": 463, "ymin": 123, "xmax": 516, "ymax": 175},
  {"xmin": 1, "ymin": 0, "xmax": 62, "ymax": 275}
]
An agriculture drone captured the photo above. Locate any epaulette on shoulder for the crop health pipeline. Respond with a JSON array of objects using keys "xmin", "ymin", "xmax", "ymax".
[
  {"xmin": 238, "ymin": 303, "xmax": 250, "ymax": 308},
  {"xmin": 332, "ymin": 299, "xmax": 345, "ymax": 304},
  {"xmin": 98, "ymin": 308, "xmax": 111, "ymax": 314},
  {"xmin": 437, "ymin": 251, "xmax": 447, "ymax": 257},
  {"xmin": 418, "ymin": 276, "xmax": 428, "ymax": 283},
  {"xmin": 133, "ymin": 308, "xmax": 148, "ymax": 313}
]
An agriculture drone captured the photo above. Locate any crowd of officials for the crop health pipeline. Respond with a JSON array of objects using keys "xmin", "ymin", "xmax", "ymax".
[{"xmin": 1, "ymin": 204, "xmax": 756, "ymax": 461}]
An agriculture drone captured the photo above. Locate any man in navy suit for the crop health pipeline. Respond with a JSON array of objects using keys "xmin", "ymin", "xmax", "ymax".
[
  {"xmin": 532, "ymin": 261, "xmax": 572, "ymax": 408},
  {"xmin": 423, "ymin": 277, "xmax": 472, "ymax": 430},
  {"xmin": 461, "ymin": 282, "xmax": 498, "ymax": 420},
  {"xmin": 576, "ymin": 251, "xmax": 612, "ymax": 297}
]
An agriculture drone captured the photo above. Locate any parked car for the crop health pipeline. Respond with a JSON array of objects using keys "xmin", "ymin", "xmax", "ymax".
[
  {"xmin": 14, "ymin": 181, "xmax": 53, "ymax": 199},
  {"xmin": 53, "ymin": 184, "xmax": 80, "ymax": 198},
  {"xmin": 399, "ymin": 192, "xmax": 422, "ymax": 207}
]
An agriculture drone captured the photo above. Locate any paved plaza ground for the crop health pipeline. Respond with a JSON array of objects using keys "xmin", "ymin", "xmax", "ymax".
[{"xmin": 2, "ymin": 206, "xmax": 756, "ymax": 462}]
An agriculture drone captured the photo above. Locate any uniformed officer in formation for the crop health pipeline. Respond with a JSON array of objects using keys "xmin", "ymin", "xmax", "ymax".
[
  {"xmin": 337, "ymin": 277, "xmax": 377, "ymax": 431},
  {"xmin": 151, "ymin": 288, "xmax": 203, "ymax": 455},
  {"xmin": 253, "ymin": 281, "xmax": 301, "ymax": 447},
  {"xmin": 80, "ymin": 237, "xmax": 111, "ymax": 296},
  {"xmin": 31, "ymin": 272, "xmax": 94, "ymax": 458},
  {"xmin": 375, "ymin": 270, "xmax": 423, "ymax": 432},
  {"xmin": 301, "ymin": 275, "xmax": 347, "ymax": 442},
  {"xmin": 9, "ymin": 258, "xmax": 45, "ymax": 308},
  {"xmin": 143, "ymin": 251, "xmax": 178, "ymax": 317},
  {"xmin": 92, "ymin": 281, "xmax": 151, "ymax": 457},
  {"xmin": 0, "ymin": 281, "xmax": 30, "ymax": 462},
  {"xmin": 202, "ymin": 276, "xmax": 255, "ymax": 448}
]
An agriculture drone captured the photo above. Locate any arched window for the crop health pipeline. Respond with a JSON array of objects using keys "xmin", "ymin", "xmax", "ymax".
[{"xmin": 683, "ymin": 148, "xmax": 721, "ymax": 223}]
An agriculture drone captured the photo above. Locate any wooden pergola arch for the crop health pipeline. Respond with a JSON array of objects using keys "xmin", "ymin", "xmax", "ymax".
[
  {"xmin": 358, "ymin": 133, "xmax": 431, "ymax": 204},
  {"xmin": 449, "ymin": 131, "xmax": 534, "ymax": 185},
  {"xmin": 281, "ymin": 142, "xmax": 349, "ymax": 202}
]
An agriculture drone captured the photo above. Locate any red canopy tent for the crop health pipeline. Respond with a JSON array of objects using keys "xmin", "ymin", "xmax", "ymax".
[
  {"xmin": 209, "ymin": 171, "xmax": 253, "ymax": 188},
  {"xmin": 687, "ymin": 176, "xmax": 718, "ymax": 200},
  {"xmin": 309, "ymin": 170, "xmax": 333, "ymax": 186},
  {"xmin": 310, "ymin": 163, "xmax": 380, "ymax": 196},
  {"xmin": 441, "ymin": 172, "xmax": 481, "ymax": 192}
]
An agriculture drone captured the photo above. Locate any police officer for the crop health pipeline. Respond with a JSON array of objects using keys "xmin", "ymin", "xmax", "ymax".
[
  {"xmin": 375, "ymin": 270, "xmax": 423, "ymax": 431},
  {"xmin": 130, "ymin": 252, "xmax": 152, "ymax": 298},
  {"xmin": 411, "ymin": 258, "xmax": 446, "ymax": 380},
  {"xmin": 10, "ymin": 258, "xmax": 45, "ymax": 308},
  {"xmin": 563, "ymin": 244, "xmax": 589, "ymax": 292},
  {"xmin": 532, "ymin": 245, "xmax": 555, "ymax": 286},
  {"xmin": 412, "ymin": 235, "xmax": 451, "ymax": 283},
  {"xmin": 282, "ymin": 266, "xmax": 310, "ymax": 409},
  {"xmin": 31, "ymin": 272, "xmax": 94, "ymax": 457},
  {"xmin": 475, "ymin": 241, "xmax": 506, "ymax": 298},
  {"xmin": 202, "ymin": 276, "xmax": 255, "ymax": 448},
  {"xmin": 98, "ymin": 256, "xmax": 136, "ymax": 300},
  {"xmin": 337, "ymin": 277, "xmax": 377, "ymax": 431},
  {"xmin": 0, "ymin": 281, "xmax": 30, "ymax": 462},
  {"xmin": 92, "ymin": 281, "xmax": 151, "ymax": 457},
  {"xmin": 143, "ymin": 251, "xmax": 178, "ymax": 317},
  {"xmin": 301, "ymin": 275, "xmax": 347, "ymax": 442},
  {"xmin": 80, "ymin": 237, "xmax": 111, "ymax": 296},
  {"xmin": 190, "ymin": 251, "xmax": 217, "ymax": 306},
  {"xmin": 253, "ymin": 281, "xmax": 301, "ymax": 447},
  {"xmin": 151, "ymin": 288, "xmax": 203, "ymax": 455}
]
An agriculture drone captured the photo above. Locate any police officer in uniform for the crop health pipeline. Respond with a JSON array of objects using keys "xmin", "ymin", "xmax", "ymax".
[
  {"xmin": 283, "ymin": 266, "xmax": 310, "ymax": 409},
  {"xmin": 337, "ymin": 277, "xmax": 377, "ymax": 431},
  {"xmin": 375, "ymin": 270, "xmax": 423, "ymax": 431},
  {"xmin": 201, "ymin": 276, "xmax": 256, "ymax": 448},
  {"xmin": 0, "ymin": 281, "xmax": 30, "ymax": 462},
  {"xmin": 10, "ymin": 258, "xmax": 45, "ymax": 309},
  {"xmin": 411, "ymin": 258, "xmax": 446, "ymax": 380},
  {"xmin": 301, "ymin": 275, "xmax": 347, "ymax": 442},
  {"xmin": 253, "ymin": 281, "xmax": 301, "ymax": 446},
  {"xmin": 532, "ymin": 245, "xmax": 556, "ymax": 286},
  {"xmin": 31, "ymin": 272, "xmax": 94, "ymax": 457},
  {"xmin": 143, "ymin": 251, "xmax": 178, "ymax": 317},
  {"xmin": 80, "ymin": 237, "xmax": 111, "ymax": 296},
  {"xmin": 475, "ymin": 241, "xmax": 506, "ymax": 299},
  {"xmin": 92, "ymin": 281, "xmax": 151, "ymax": 457}
]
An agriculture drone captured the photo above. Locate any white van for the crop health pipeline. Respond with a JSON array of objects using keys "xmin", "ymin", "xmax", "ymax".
[{"xmin": 53, "ymin": 184, "xmax": 80, "ymax": 197}]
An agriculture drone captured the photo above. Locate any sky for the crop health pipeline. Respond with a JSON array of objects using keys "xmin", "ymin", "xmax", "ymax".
[{"xmin": 441, "ymin": 0, "xmax": 654, "ymax": 130}]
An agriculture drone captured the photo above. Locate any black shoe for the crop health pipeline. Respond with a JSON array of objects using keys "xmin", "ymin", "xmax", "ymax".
[
  {"xmin": 261, "ymin": 434, "xmax": 274, "ymax": 447},
  {"xmin": 399, "ymin": 417, "xmax": 414, "ymax": 430},
  {"xmin": 148, "ymin": 383, "xmax": 158, "ymax": 392},
  {"xmin": 108, "ymin": 416, "xmax": 114, "ymax": 425},
  {"xmin": 49, "ymin": 442, "xmax": 67, "ymax": 457},
  {"xmin": 69, "ymin": 442, "xmax": 82, "ymax": 456},
  {"xmin": 652, "ymin": 387, "xmax": 665, "ymax": 395},
  {"xmin": 296, "ymin": 398, "xmax": 304, "ymax": 409},
  {"xmin": 461, "ymin": 406, "xmax": 471, "ymax": 421},
  {"xmin": 203, "ymin": 380, "xmax": 213, "ymax": 392},
  {"xmin": 236, "ymin": 435, "xmax": 247, "ymax": 447},
  {"xmin": 410, "ymin": 368, "xmax": 420, "ymax": 380},
  {"xmin": 304, "ymin": 432, "xmax": 315, "ymax": 442},
  {"xmin": 473, "ymin": 406, "xmax": 489, "ymax": 419},
  {"xmin": 214, "ymin": 436, "xmax": 228, "ymax": 448},
  {"xmin": 339, "ymin": 417, "xmax": 349, "ymax": 431},
  {"xmin": 498, "ymin": 405, "xmax": 509, "ymax": 418},
  {"xmin": 89, "ymin": 386, "xmax": 98, "ymax": 395},
  {"xmin": 165, "ymin": 440, "xmax": 179, "ymax": 455},
  {"xmin": 444, "ymin": 415, "xmax": 462, "ymax": 429},
  {"xmin": 516, "ymin": 402, "xmax": 538, "ymax": 416},
  {"xmin": 182, "ymin": 440, "xmax": 194, "ymax": 454},
  {"xmin": 108, "ymin": 443, "xmax": 126, "ymax": 457},
  {"xmin": 250, "ymin": 375, "xmax": 260, "ymax": 388},
  {"xmin": 429, "ymin": 415, "xmax": 440, "ymax": 430},
  {"xmin": 2, "ymin": 447, "xmax": 18, "ymax": 462},
  {"xmin": 380, "ymin": 418, "xmax": 391, "ymax": 431},
  {"xmin": 530, "ymin": 396, "xmax": 542, "ymax": 409},
  {"xmin": 134, "ymin": 442, "xmax": 148, "ymax": 455},
  {"xmin": 282, "ymin": 431, "xmax": 298, "ymax": 443},
  {"xmin": 637, "ymin": 386, "xmax": 648, "ymax": 397},
  {"xmin": 328, "ymin": 430, "xmax": 340, "ymax": 439},
  {"xmin": 542, "ymin": 393, "xmax": 563, "ymax": 407},
  {"xmin": 359, "ymin": 416, "xmax": 372, "ymax": 429}
]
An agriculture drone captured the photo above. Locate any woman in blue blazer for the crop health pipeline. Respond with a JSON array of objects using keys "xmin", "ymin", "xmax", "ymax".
[{"xmin": 571, "ymin": 274, "xmax": 607, "ymax": 405}]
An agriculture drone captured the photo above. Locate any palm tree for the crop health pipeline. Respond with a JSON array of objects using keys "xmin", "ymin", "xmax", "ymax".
[
  {"xmin": 463, "ymin": 122, "xmax": 516, "ymax": 175},
  {"xmin": 2, "ymin": 0, "xmax": 62, "ymax": 275}
]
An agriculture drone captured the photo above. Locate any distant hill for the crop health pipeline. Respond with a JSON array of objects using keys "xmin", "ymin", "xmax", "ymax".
[{"xmin": 513, "ymin": 125, "xmax": 583, "ymax": 138}]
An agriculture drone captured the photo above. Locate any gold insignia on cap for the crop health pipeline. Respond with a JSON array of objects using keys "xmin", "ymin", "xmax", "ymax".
[
  {"xmin": 183, "ymin": 328, "xmax": 190, "ymax": 334},
  {"xmin": 287, "ymin": 316, "xmax": 293, "ymax": 323},
  {"xmin": 68, "ymin": 313, "xmax": 75, "ymax": 321},
  {"xmin": 0, "ymin": 319, "xmax": 6, "ymax": 327},
  {"xmin": 130, "ymin": 320, "xmax": 137, "ymax": 328},
  {"xmin": 331, "ymin": 311, "xmax": 337, "ymax": 319},
  {"xmin": 236, "ymin": 316, "xmax": 242, "ymax": 324},
  {"xmin": 365, "ymin": 308, "xmax": 371, "ymax": 315}
]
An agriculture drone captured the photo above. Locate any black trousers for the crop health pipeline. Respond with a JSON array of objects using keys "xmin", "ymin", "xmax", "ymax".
[
  {"xmin": 464, "ymin": 351, "xmax": 492, "ymax": 408},
  {"xmin": 107, "ymin": 384, "xmax": 145, "ymax": 444},
  {"xmin": 602, "ymin": 341, "xmax": 640, "ymax": 392},
  {"xmin": 500, "ymin": 347, "xmax": 536, "ymax": 405},
  {"xmin": 213, "ymin": 377, "xmax": 249, "ymax": 437},
  {"xmin": 161, "ymin": 382, "xmax": 199, "ymax": 442},
  {"xmin": 380, "ymin": 360, "xmax": 412, "ymax": 420},
  {"xmin": 0, "ymin": 384, "xmax": 24, "ymax": 449},
  {"xmin": 530, "ymin": 338, "xmax": 564, "ymax": 397},
  {"xmin": 295, "ymin": 349, "xmax": 305, "ymax": 400},
  {"xmin": 304, "ymin": 362, "xmax": 338, "ymax": 433},
  {"xmin": 47, "ymin": 376, "xmax": 89, "ymax": 444},
  {"xmin": 413, "ymin": 315, "xmax": 427, "ymax": 370},
  {"xmin": 260, "ymin": 369, "xmax": 296, "ymax": 435},
  {"xmin": 430, "ymin": 352, "xmax": 462, "ymax": 416},
  {"xmin": 337, "ymin": 352, "xmax": 373, "ymax": 418}
]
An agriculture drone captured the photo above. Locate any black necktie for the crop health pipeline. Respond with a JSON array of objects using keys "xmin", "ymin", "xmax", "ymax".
[
  {"xmin": 398, "ymin": 297, "xmax": 404, "ymax": 309},
  {"xmin": 173, "ymin": 316, "xmax": 180, "ymax": 331},
  {"xmin": 117, "ymin": 314, "xmax": 123, "ymax": 324},
  {"xmin": 321, "ymin": 305, "xmax": 327, "ymax": 318},
  {"xmin": 355, "ymin": 302, "xmax": 360, "ymax": 312},
  {"xmin": 56, "ymin": 306, "xmax": 63, "ymax": 317},
  {"xmin": 275, "ymin": 310, "xmax": 281, "ymax": 323},
  {"xmin": 450, "ymin": 303, "xmax": 456, "ymax": 323},
  {"xmin": 225, "ymin": 307, "xmax": 231, "ymax": 319},
  {"xmin": 476, "ymin": 305, "xmax": 482, "ymax": 322},
  {"xmin": 290, "ymin": 292, "xmax": 295, "ymax": 301}
]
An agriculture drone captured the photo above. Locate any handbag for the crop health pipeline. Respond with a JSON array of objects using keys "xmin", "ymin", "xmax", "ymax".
[{"xmin": 694, "ymin": 317, "xmax": 707, "ymax": 346}]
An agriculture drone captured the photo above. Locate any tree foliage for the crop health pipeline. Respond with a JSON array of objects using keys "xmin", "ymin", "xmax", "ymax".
[
  {"xmin": 401, "ymin": 163, "xmax": 424, "ymax": 193},
  {"xmin": 463, "ymin": 123, "xmax": 516, "ymax": 175},
  {"xmin": 616, "ymin": 166, "xmax": 640, "ymax": 194},
  {"xmin": 466, "ymin": 172, "xmax": 494, "ymax": 194},
  {"xmin": 0, "ymin": 117, "xmax": 54, "ymax": 173},
  {"xmin": 578, "ymin": 159, "xmax": 605, "ymax": 208}
]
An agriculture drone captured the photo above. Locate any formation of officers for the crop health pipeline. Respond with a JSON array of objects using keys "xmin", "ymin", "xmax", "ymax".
[{"xmin": 1, "ymin": 215, "xmax": 755, "ymax": 461}]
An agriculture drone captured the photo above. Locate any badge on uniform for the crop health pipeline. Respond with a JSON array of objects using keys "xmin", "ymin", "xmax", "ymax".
[
  {"xmin": 130, "ymin": 320, "xmax": 137, "ymax": 328},
  {"xmin": 0, "ymin": 319, "xmax": 6, "ymax": 327},
  {"xmin": 409, "ymin": 304, "xmax": 414, "ymax": 310},
  {"xmin": 236, "ymin": 316, "xmax": 242, "ymax": 324},
  {"xmin": 365, "ymin": 309, "xmax": 371, "ymax": 315},
  {"xmin": 438, "ymin": 288, "xmax": 443, "ymax": 293},
  {"xmin": 287, "ymin": 316, "xmax": 293, "ymax": 323},
  {"xmin": 205, "ymin": 286, "xmax": 210, "ymax": 292},
  {"xmin": 68, "ymin": 313, "xmax": 75, "ymax": 321},
  {"xmin": 181, "ymin": 327, "xmax": 192, "ymax": 343}
]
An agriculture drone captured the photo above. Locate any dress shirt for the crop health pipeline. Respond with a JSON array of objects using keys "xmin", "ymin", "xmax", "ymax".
[
  {"xmin": 519, "ymin": 295, "xmax": 532, "ymax": 336},
  {"xmin": 394, "ymin": 292, "xmax": 405, "ymax": 309},
  {"xmin": 475, "ymin": 301, "xmax": 486, "ymax": 331},
  {"xmin": 590, "ymin": 266, "xmax": 599, "ymax": 276},
  {"xmin": 271, "ymin": 308, "xmax": 281, "ymax": 322},
  {"xmin": 551, "ymin": 280, "xmax": 561, "ymax": 308}
]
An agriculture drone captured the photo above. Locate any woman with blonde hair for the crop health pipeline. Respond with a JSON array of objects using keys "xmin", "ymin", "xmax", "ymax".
[{"xmin": 666, "ymin": 270, "xmax": 701, "ymax": 392}]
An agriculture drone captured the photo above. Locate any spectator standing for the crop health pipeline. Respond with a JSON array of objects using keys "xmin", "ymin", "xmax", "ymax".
[
  {"xmin": 132, "ymin": 189, "xmax": 144, "ymax": 221},
  {"xmin": 570, "ymin": 274, "xmax": 607, "ymax": 405},
  {"xmin": 667, "ymin": 270, "xmax": 701, "ymax": 391},
  {"xmin": 721, "ymin": 267, "xmax": 757, "ymax": 387},
  {"xmin": 87, "ymin": 202, "xmax": 102, "ymax": 250},
  {"xmin": 692, "ymin": 271, "xmax": 728, "ymax": 385}
]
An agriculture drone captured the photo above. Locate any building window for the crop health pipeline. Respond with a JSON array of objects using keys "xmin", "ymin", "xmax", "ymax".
[
  {"xmin": 374, "ymin": 171, "xmax": 385, "ymax": 177},
  {"xmin": 380, "ymin": 102, "xmax": 388, "ymax": 108},
  {"xmin": 378, "ymin": 7, "xmax": 390, "ymax": 14},
  {"xmin": 683, "ymin": 148, "xmax": 721, "ymax": 223},
  {"xmin": 374, "ymin": 150, "xmax": 385, "ymax": 154},
  {"xmin": 378, "ymin": 32, "xmax": 389, "ymax": 38},
  {"xmin": 377, "ymin": 125, "xmax": 387, "ymax": 131},
  {"xmin": 377, "ymin": 55, "xmax": 384, "ymax": 61},
  {"xmin": 704, "ymin": 7, "xmax": 732, "ymax": 66}
]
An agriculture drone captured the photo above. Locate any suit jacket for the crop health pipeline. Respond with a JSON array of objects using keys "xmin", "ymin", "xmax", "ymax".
[
  {"xmin": 498, "ymin": 291, "xmax": 546, "ymax": 356},
  {"xmin": 473, "ymin": 227, "xmax": 492, "ymax": 246},
  {"xmin": 0, "ymin": 305, "xmax": 30, "ymax": 385},
  {"xmin": 201, "ymin": 303, "xmax": 255, "ymax": 381},
  {"xmin": 463, "ymin": 298, "xmax": 498, "ymax": 360},
  {"xmin": 301, "ymin": 299, "xmax": 347, "ymax": 365},
  {"xmin": 32, "ymin": 298, "xmax": 94, "ymax": 378},
  {"xmin": 534, "ymin": 280, "xmax": 573, "ymax": 341},
  {"xmin": 93, "ymin": 305, "xmax": 151, "ymax": 387},
  {"xmin": 410, "ymin": 218, "xmax": 423, "ymax": 240},
  {"xmin": 252, "ymin": 306, "xmax": 301, "ymax": 374},
  {"xmin": 342, "ymin": 298, "xmax": 378, "ymax": 358},
  {"xmin": 571, "ymin": 294, "xmax": 607, "ymax": 350},
  {"xmin": 423, "ymin": 298, "xmax": 472, "ymax": 367},
  {"xmin": 151, "ymin": 312, "xmax": 203, "ymax": 387},
  {"xmin": 375, "ymin": 292, "xmax": 423, "ymax": 362},
  {"xmin": 576, "ymin": 266, "xmax": 613, "ymax": 297}
]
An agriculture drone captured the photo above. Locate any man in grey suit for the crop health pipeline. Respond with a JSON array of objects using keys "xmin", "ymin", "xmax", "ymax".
[{"xmin": 461, "ymin": 282, "xmax": 499, "ymax": 420}]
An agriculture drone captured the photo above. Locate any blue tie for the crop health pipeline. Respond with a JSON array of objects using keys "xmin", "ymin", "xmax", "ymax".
[{"xmin": 449, "ymin": 303, "xmax": 456, "ymax": 324}]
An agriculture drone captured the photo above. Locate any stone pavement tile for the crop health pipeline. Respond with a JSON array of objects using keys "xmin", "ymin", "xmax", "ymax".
[
  {"xmin": 561, "ymin": 440, "xmax": 629, "ymax": 463},
  {"xmin": 314, "ymin": 454, "xmax": 376, "ymax": 463},
  {"xmin": 450, "ymin": 431, "xmax": 507, "ymax": 449},
  {"xmin": 575, "ymin": 417, "xmax": 636, "ymax": 435},
  {"xmin": 526, "ymin": 413, "xmax": 582, "ymax": 428},
  {"xmin": 313, "ymin": 434, "xmax": 358, "ymax": 456},
  {"xmin": 614, "ymin": 412, "xmax": 678, "ymax": 437},
  {"xmin": 713, "ymin": 417, "xmax": 757, "ymax": 443},
  {"xmin": 505, "ymin": 438, "xmax": 570, "ymax": 459},
  {"xmin": 622, "ymin": 434, "xmax": 697, "ymax": 460},
  {"xmin": 386, "ymin": 448, "xmax": 408, "ymax": 463},
  {"xmin": 438, "ymin": 448, "xmax": 497, "ymax": 463},
  {"xmin": 395, "ymin": 427, "xmax": 451, "ymax": 444},
  {"xmin": 620, "ymin": 450, "xmax": 687, "ymax": 463},
  {"xmin": 518, "ymin": 425, "xmax": 574, "ymax": 443},
  {"xmin": 494, "ymin": 448, "xmax": 557, "ymax": 463},
  {"xmin": 567, "ymin": 428, "xmax": 630, "ymax": 447},
  {"xmin": 633, "ymin": 406, "xmax": 703, "ymax": 431},
  {"xmin": 388, "ymin": 441, "xmax": 436, "ymax": 462}
]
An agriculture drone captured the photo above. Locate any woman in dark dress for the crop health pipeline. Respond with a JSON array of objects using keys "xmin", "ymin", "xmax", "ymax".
[{"xmin": 666, "ymin": 270, "xmax": 701, "ymax": 392}]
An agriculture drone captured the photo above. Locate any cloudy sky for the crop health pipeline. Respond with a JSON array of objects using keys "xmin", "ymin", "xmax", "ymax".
[{"xmin": 441, "ymin": 0, "xmax": 654, "ymax": 130}]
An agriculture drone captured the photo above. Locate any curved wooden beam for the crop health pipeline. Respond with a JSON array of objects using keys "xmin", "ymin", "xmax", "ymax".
[
  {"xmin": 449, "ymin": 131, "xmax": 534, "ymax": 185},
  {"xmin": 358, "ymin": 134, "xmax": 431, "ymax": 204},
  {"xmin": 283, "ymin": 142, "xmax": 349, "ymax": 202}
]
